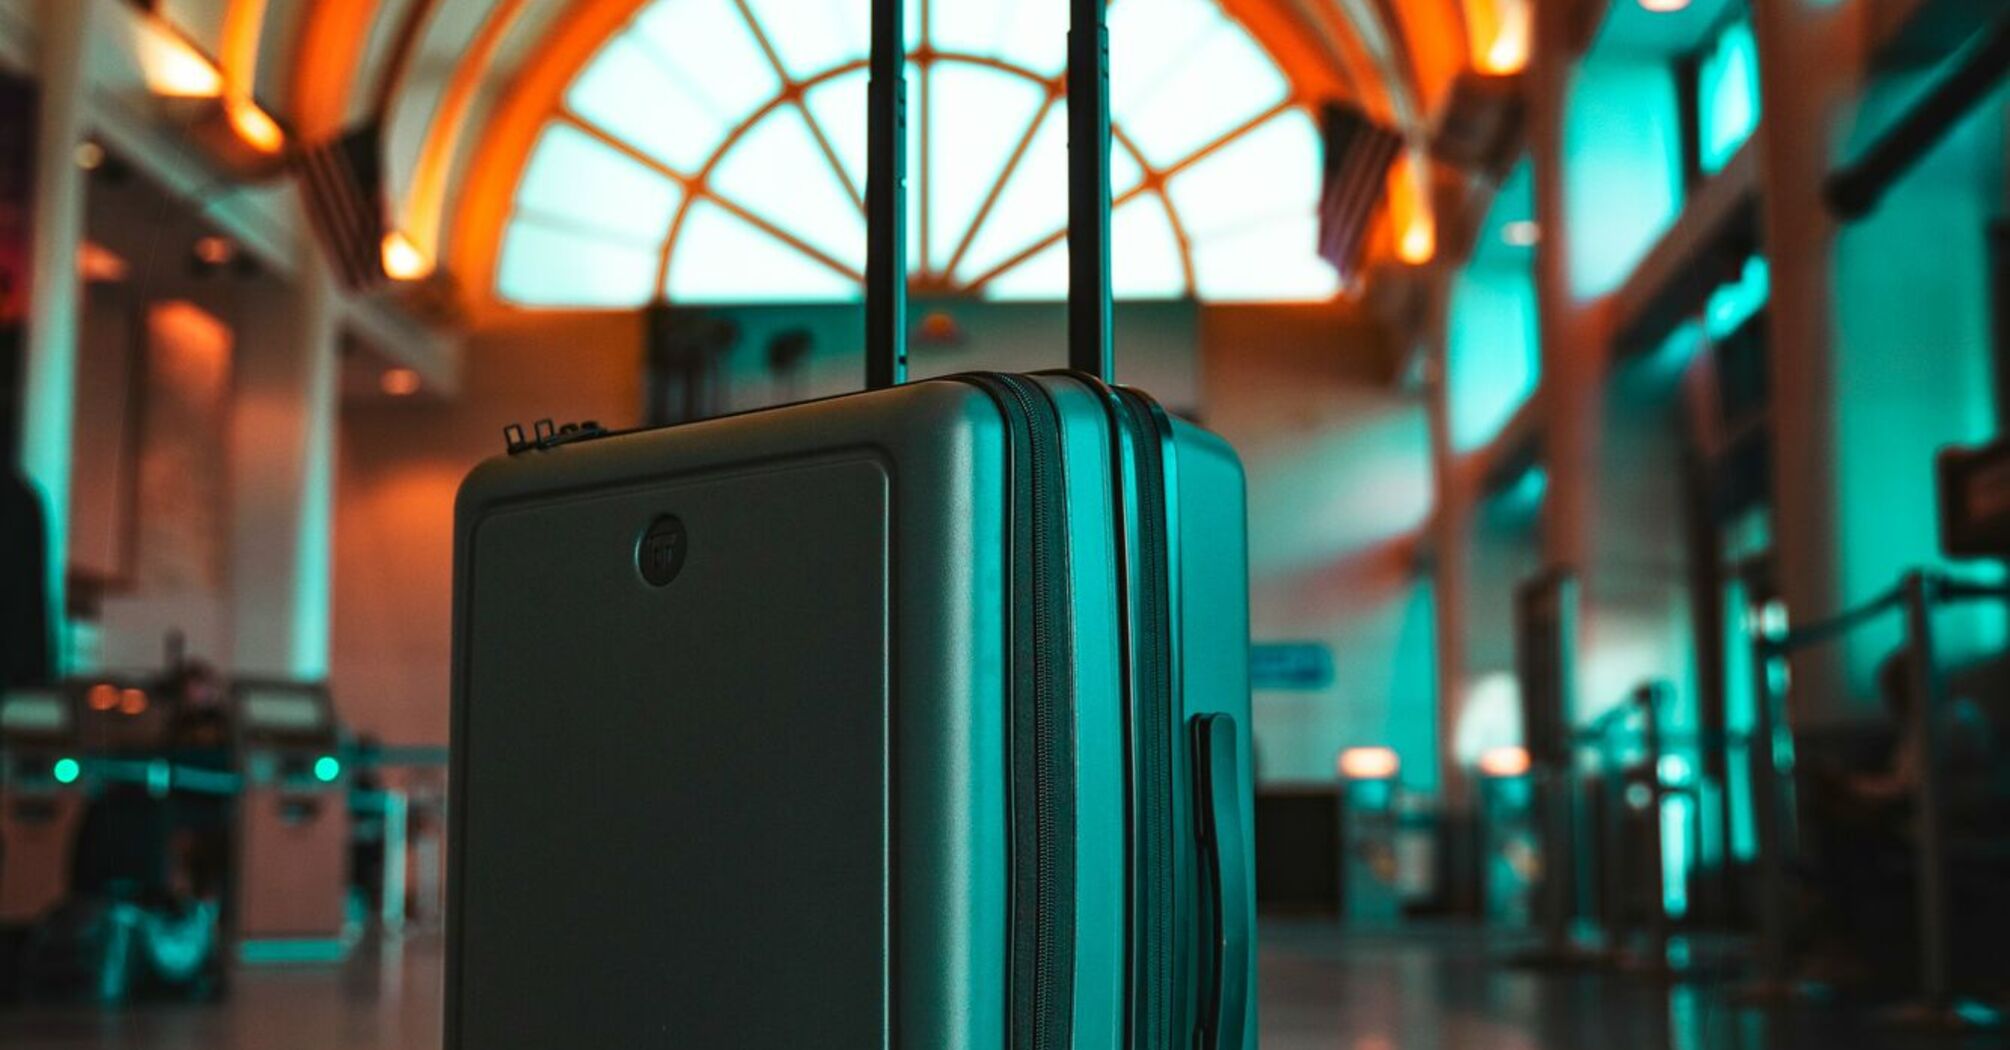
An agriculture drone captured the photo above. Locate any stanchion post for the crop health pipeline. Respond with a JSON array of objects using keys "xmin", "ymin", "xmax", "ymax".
[
  {"xmin": 1746, "ymin": 619, "xmax": 1790, "ymax": 991},
  {"xmin": 1536, "ymin": 763, "xmax": 1574, "ymax": 958},
  {"xmin": 1638, "ymin": 682, "xmax": 1671, "ymax": 971},
  {"xmin": 1901, "ymin": 571, "xmax": 1951, "ymax": 1016}
]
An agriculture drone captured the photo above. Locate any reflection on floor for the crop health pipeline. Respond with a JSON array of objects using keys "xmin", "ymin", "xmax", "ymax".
[{"xmin": 0, "ymin": 922, "xmax": 1994, "ymax": 1049}]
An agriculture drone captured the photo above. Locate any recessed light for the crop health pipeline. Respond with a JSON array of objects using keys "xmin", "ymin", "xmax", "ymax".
[
  {"xmin": 1639, "ymin": 0, "xmax": 1691, "ymax": 12},
  {"xmin": 192, "ymin": 235, "xmax": 235, "ymax": 266},
  {"xmin": 1501, "ymin": 220, "xmax": 1541, "ymax": 247},
  {"xmin": 380, "ymin": 231, "xmax": 434, "ymax": 282},
  {"xmin": 380, "ymin": 368, "xmax": 422, "ymax": 397}
]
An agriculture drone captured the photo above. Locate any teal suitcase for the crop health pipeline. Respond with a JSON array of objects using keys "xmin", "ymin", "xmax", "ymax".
[{"xmin": 446, "ymin": 3, "xmax": 1254, "ymax": 1046}]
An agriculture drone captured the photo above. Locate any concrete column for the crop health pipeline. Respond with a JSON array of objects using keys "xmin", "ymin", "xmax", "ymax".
[
  {"xmin": 1425, "ymin": 280, "xmax": 1471, "ymax": 818},
  {"xmin": 17, "ymin": 0, "xmax": 96, "ymax": 670},
  {"xmin": 1748, "ymin": 0, "xmax": 1866, "ymax": 716},
  {"xmin": 229, "ymin": 249, "xmax": 341, "ymax": 680},
  {"xmin": 1425, "ymin": 270, "xmax": 1484, "ymax": 913},
  {"xmin": 1528, "ymin": 0, "xmax": 1597, "ymax": 583}
]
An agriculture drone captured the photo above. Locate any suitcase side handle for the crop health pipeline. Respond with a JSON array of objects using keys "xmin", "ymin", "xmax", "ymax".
[
  {"xmin": 863, "ymin": 0, "xmax": 908, "ymax": 390},
  {"xmin": 1191, "ymin": 713, "xmax": 1250, "ymax": 1050}
]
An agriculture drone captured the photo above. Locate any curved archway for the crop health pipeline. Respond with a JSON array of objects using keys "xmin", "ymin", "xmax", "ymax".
[{"xmin": 483, "ymin": 0, "xmax": 1342, "ymax": 307}]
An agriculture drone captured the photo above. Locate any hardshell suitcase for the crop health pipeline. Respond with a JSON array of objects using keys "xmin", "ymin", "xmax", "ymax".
[{"xmin": 446, "ymin": 2, "xmax": 1255, "ymax": 1047}]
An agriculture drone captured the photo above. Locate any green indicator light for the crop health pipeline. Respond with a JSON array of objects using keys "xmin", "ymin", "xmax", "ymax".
[
  {"xmin": 52, "ymin": 757, "xmax": 81, "ymax": 784},
  {"xmin": 313, "ymin": 755, "xmax": 341, "ymax": 783}
]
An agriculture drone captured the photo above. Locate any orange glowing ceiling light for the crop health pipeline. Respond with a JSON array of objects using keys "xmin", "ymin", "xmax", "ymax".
[
  {"xmin": 1467, "ymin": 0, "xmax": 1531, "ymax": 75},
  {"xmin": 1337, "ymin": 746, "xmax": 1402, "ymax": 780},
  {"xmin": 86, "ymin": 683, "xmax": 119, "ymax": 712},
  {"xmin": 134, "ymin": 16, "xmax": 223, "ymax": 98},
  {"xmin": 78, "ymin": 241, "xmax": 130, "ymax": 283},
  {"xmin": 1389, "ymin": 152, "xmax": 1436, "ymax": 265},
  {"xmin": 1478, "ymin": 746, "xmax": 1532, "ymax": 778},
  {"xmin": 1639, "ymin": 0, "xmax": 1691, "ymax": 11},
  {"xmin": 379, "ymin": 367, "xmax": 422, "ymax": 396},
  {"xmin": 226, "ymin": 97, "xmax": 286, "ymax": 155},
  {"xmin": 218, "ymin": 0, "xmax": 285, "ymax": 155},
  {"xmin": 381, "ymin": 231, "xmax": 435, "ymax": 282}
]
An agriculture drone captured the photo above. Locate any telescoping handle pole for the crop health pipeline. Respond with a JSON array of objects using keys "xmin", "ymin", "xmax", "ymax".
[
  {"xmin": 864, "ymin": 0, "xmax": 908, "ymax": 390},
  {"xmin": 1068, "ymin": 0, "xmax": 1113, "ymax": 383}
]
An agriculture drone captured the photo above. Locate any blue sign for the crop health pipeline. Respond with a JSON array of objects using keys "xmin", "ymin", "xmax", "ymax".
[{"xmin": 1251, "ymin": 643, "xmax": 1334, "ymax": 691}]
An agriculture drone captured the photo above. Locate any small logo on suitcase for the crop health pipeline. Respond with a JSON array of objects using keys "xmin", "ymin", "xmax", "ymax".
[{"xmin": 636, "ymin": 516, "xmax": 688, "ymax": 586}]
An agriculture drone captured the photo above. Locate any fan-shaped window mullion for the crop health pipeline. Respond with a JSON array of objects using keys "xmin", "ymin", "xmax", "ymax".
[
  {"xmin": 728, "ymin": 0, "xmax": 863, "ymax": 212},
  {"xmin": 943, "ymin": 89, "xmax": 1059, "ymax": 279},
  {"xmin": 497, "ymin": 0, "xmax": 1322, "ymax": 307}
]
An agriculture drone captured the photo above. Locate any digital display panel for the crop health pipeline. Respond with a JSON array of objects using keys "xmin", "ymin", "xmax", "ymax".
[
  {"xmin": 240, "ymin": 690, "xmax": 328, "ymax": 732},
  {"xmin": 0, "ymin": 690, "xmax": 71, "ymax": 733}
]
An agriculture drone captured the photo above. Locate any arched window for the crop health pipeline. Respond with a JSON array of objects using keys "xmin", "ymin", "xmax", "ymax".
[{"xmin": 496, "ymin": 0, "xmax": 1333, "ymax": 306}]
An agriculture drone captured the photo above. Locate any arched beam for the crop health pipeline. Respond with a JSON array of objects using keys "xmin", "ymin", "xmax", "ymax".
[
  {"xmin": 289, "ymin": 0, "xmax": 384, "ymax": 140},
  {"xmin": 450, "ymin": 0, "xmax": 656, "ymax": 322}
]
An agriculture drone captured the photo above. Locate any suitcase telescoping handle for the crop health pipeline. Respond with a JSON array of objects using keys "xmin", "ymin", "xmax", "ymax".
[
  {"xmin": 1192, "ymin": 714, "xmax": 1250, "ymax": 1050},
  {"xmin": 863, "ymin": 0, "xmax": 907, "ymax": 390},
  {"xmin": 863, "ymin": 0, "xmax": 1116, "ymax": 390}
]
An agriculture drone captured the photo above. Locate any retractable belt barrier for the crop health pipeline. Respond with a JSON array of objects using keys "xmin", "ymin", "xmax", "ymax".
[{"xmin": 1745, "ymin": 569, "xmax": 2010, "ymax": 1023}]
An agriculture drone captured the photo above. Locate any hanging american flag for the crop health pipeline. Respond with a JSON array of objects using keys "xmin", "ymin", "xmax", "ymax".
[{"xmin": 1317, "ymin": 102, "xmax": 1403, "ymax": 286}]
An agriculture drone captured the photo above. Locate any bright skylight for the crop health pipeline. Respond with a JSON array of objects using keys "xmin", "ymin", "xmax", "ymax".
[{"xmin": 495, "ymin": 0, "xmax": 1332, "ymax": 307}]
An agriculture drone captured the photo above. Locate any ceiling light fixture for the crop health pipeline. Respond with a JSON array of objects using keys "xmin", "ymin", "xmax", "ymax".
[
  {"xmin": 134, "ymin": 17, "xmax": 223, "ymax": 98},
  {"xmin": 192, "ymin": 235, "xmax": 236, "ymax": 266},
  {"xmin": 380, "ymin": 231, "xmax": 434, "ymax": 282},
  {"xmin": 1338, "ymin": 747, "xmax": 1402, "ymax": 781},
  {"xmin": 1501, "ymin": 220, "xmax": 1541, "ymax": 247},
  {"xmin": 225, "ymin": 98, "xmax": 285, "ymax": 155},
  {"xmin": 380, "ymin": 368, "xmax": 422, "ymax": 397}
]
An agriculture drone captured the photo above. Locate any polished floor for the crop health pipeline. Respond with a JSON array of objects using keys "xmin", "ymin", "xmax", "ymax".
[{"xmin": 0, "ymin": 922, "xmax": 1998, "ymax": 1049}]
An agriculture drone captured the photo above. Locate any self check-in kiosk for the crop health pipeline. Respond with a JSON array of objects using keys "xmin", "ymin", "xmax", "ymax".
[
  {"xmin": 0, "ymin": 686, "xmax": 84, "ymax": 925},
  {"xmin": 232, "ymin": 681, "xmax": 352, "ymax": 963}
]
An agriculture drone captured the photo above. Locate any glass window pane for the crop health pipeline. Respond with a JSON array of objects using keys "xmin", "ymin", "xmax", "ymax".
[
  {"xmin": 804, "ymin": 71, "xmax": 867, "ymax": 191},
  {"xmin": 927, "ymin": 0, "xmax": 1065, "ymax": 71},
  {"xmin": 983, "ymin": 236, "xmax": 1068, "ymax": 301},
  {"xmin": 928, "ymin": 62, "xmax": 1048, "ymax": 269},
  {"xmin": 668, "ymin": 201, "xmax": 861, "ymax": 302},
  {"xmin": 517, "ymin": 123, "xmax": 684, "ymax": 242},
  {"xmin": 1699, "ymin": 19, "xmax": 1759, "ymax": 175},
  {"xmin": 567, "ymin": 33, "xmax": 726, "ymax": 172},
  {"xmin": 955, "ymin": 103, "xmax": 1067, "ymax": 282},
  {"xmin": 1112, "ymin": 138, "xmax": 1143, "ymax": 198},
  {"xmin": 712, "ymin": 107, "xmax": 866, "ymax": 271},
  {"xmin": 987, "ymin": 195, "xmax": 1187, "ymax": 302},
  {"xmin": 743, "ymin": 0, "xmax": 862, "ymax": 79},
  {"xmin": 1165, "ymin": 109, "xmax": 1315, "ymax": 240},
  {"xmin": 1112, "ymin": 196, "xmax": 1186, "ymax": 299},
  {"xmin": 930, "ymin": 0, "xmax": 1010, "ymax": 60},
  {"xmin": 498, "ymin": 217, "xmax": 662, "ymax": 307},
  {"xmin": 987, "ymin": 0, "xmax": 1067, "ymax": 73},
  {"xmin": 1189, "ymin": 212, "xmax": 1336, "ymax": 302},
  {"xmin": 1109, "ymin": 0, "xmax": 1218, "ymax": 119},
  {"xmin": 1119, "ymin": 18, "xmax": 1286, "ymax": 167},
  {"xmin": 632, "ymin": 0, "xmax": 778, "ymax": 127}
]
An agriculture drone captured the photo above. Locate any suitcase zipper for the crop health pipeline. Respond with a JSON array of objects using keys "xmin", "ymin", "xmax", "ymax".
[
  {"xmin": 1116, "ymin": 390, "xmax": 1177, "ymax": 1049},
  {"xmin": 966, "ymin": 374, "xmax": 1076, "ymax": 1050}
]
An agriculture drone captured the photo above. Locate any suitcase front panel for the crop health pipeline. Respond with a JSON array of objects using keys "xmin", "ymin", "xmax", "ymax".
[{"xmin": 457, "ymin": 455, "xmax": 891, "ymax": 1048}]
